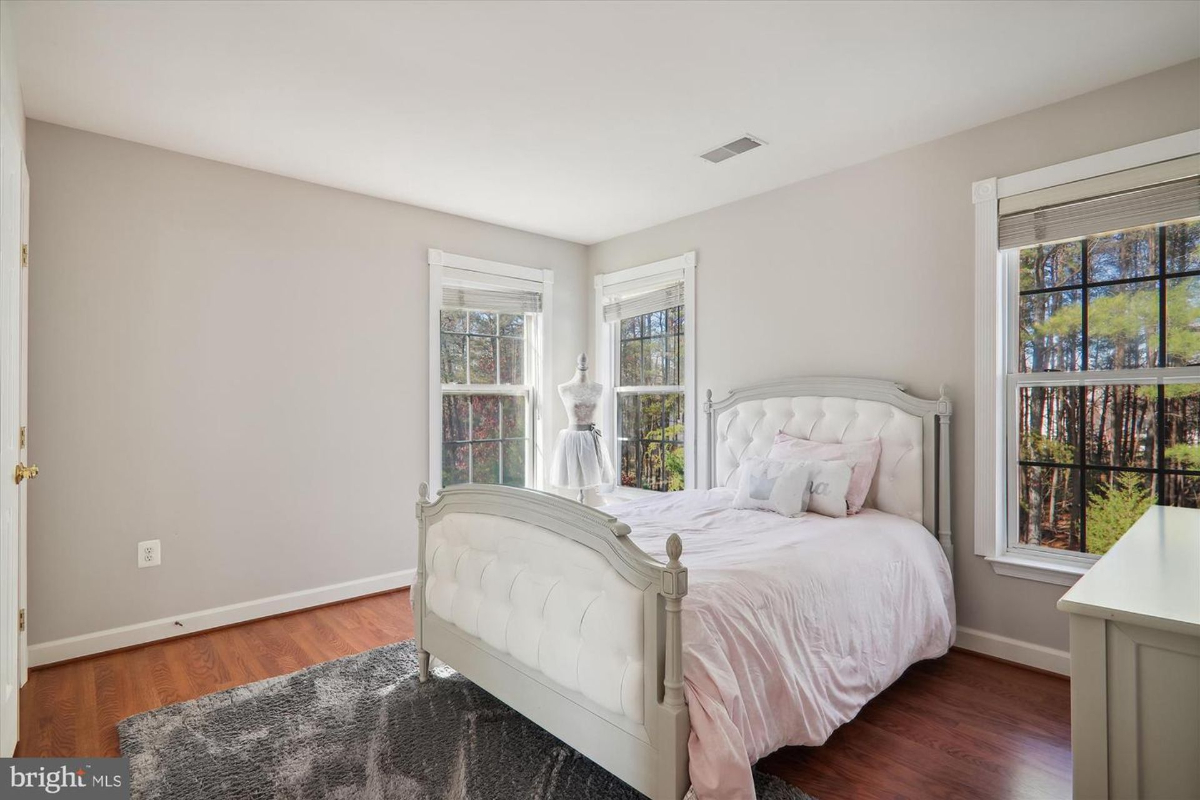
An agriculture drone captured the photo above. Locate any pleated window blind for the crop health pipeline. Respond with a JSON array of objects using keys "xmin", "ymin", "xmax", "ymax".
[
  {"xmin": 602, "ymin": 281, "xmax": 684, "ymax": 323},
  {"xmin": 441, "ymin": 286, "xmax": 542, "ymax": 314},
  {"xmin": 998, "ymin": 155, "xmax": 1200, "ymax": 249}
]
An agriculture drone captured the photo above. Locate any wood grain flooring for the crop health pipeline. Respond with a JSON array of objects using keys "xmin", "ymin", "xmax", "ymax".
[{"xmin": 16, "ymin": 589, "xmax": 1072, "ymax": 799}]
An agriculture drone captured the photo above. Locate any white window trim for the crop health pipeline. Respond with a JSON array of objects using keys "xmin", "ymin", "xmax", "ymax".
[
  {"xmin": 594, "ymin": 252, "xmax": 697, "ymax": 498},
  {"xmin": 428, "ymin": 249, "xmax": 554, "ymax": 493},
  {"xmin": 972, "ymin": 129, "xmax": 1200, "ymax": 585}
]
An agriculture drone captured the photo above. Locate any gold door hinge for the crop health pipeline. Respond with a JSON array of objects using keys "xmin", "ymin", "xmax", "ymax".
[
  {"xmin": 20, "ymin": 243, "xmax": 28, "ymax": 267},
  {"xmin": 19, "ymin": 426, "xmax": 25, "ymax": 450},
  {"xmin": 18, "ymin": 608, "xmax": 25, "ymax": 633}
]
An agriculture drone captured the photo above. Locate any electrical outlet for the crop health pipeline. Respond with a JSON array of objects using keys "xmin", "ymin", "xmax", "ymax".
[{"xmin": 138, "ymin": 539, "xmax": 161, "ymax": 568}]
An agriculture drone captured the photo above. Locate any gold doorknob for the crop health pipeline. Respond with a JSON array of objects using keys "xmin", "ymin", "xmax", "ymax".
[{"xmin": 14, "ymin": 463, "xmax": 38, "ymax": 484}]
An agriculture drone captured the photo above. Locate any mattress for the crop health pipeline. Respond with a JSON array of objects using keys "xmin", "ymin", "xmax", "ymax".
[{"xmin": 609, "ymin": 488, "xmax": 955, "ymax": 800}]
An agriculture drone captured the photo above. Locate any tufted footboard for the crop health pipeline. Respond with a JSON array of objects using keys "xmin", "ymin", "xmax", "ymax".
[{"xmin": 413, "ymin": 483, "xmax": 690, "ymax": 800}]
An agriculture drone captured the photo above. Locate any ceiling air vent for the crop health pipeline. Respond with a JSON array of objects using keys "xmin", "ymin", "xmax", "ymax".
[{"xmin": 700, "ymin": 135, "xmax": 766, "ymax": 164}]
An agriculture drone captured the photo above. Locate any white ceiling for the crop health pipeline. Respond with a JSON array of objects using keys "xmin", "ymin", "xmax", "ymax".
[{"xmin": 10, "ymin": 1, "xmax": 1200, "ymax": 244}]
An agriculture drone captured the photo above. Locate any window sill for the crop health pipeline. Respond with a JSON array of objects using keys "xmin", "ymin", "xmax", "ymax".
[{"xmin": 985, "ymin": 553, "xmax": 1088, "ymax": 587}]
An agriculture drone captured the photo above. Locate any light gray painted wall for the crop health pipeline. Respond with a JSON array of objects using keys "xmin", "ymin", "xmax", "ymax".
[
  {"xmin": 25, "ymin": 121, "xmax": 588, "ymax": 644},
  {"xmin": 587, "ymin": 60, "xmax": 1200, "ymax": 652}
]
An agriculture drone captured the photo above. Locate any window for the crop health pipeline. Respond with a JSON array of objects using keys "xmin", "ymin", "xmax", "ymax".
[
  {"xmin": 1009, "ymin": 220, "xmax": 1200, "ymax": 558},
  {"xmin": 617, "ymin": 306, "xmax": 685, "ymax": 491},
  {"xmin": 975, "ymin": 136, "xmax": 1200, "ymax": 583},
  {"xmin": 596, "ymin": 253, "xmax": 696, "ymax": 494},
  {"xmin": 439, "ymin": 309, "xmax": 532, "ymax": 487},
  {"xmin": 429, "ymin": 250, "xmax": 552, "ymax": 491}
]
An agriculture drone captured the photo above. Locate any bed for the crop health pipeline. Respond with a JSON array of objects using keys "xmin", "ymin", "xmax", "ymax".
[{"xmin": 413, "ymin": 377, "xmax": 954, "ymax": 800}]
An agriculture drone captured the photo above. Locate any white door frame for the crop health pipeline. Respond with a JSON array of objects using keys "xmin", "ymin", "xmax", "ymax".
[
  {"xmin": 17, "ymin": 157, "xmax": 28, "ymax": 688},
  {"xmin": 0, "ymin": 114, "xmax": 22, "ymax": 757}
]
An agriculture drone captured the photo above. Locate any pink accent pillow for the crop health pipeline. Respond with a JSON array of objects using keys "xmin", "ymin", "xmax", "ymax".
[{"xmin": 768, "ymin": 433, "xmax": 882, "ymax": 514}]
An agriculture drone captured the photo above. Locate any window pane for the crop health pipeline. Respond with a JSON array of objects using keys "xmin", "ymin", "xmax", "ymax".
[
  {"xmin": 470, "ymin": 395, "xmax": 500, "ymax": 440},
  {"xmin": 499, "ymin": 313, "xmax": 524, "ymax": 337},
  {"xmin": 642, "ymin": 441, "xmax": 665, "ymax": 491},
  {"xmin": 443, "ymin": 444, "xmax": 469, "ymax": 486},
  {"xmin": 618, "ymin": 393, "xmax": 638, "ymax": 440},
  {"xmin": 665, "ymin": 393, "xmax": 684, "ymax": 442},
  {"xmin": 620, "ymin": 339, "xmax": 641, "ymax": 386},
  {"xmin": 1087, "ymin": 282, "xmax": 1160, "ymax": 370},
  {"xmin": 501, "ymin": 395, "xmax": 526, "ymax": 440},
  {"xmin": 642, "ymin": 336, "xmax": 665, "ymax": 386},
  {"xmin": 1018, "ymin": 465, "xmax": 1079, "ymax": 550},
  {"xmin": 440, "ymin": 333, "xmax": 467, "ymax": 384},
  {"xmin": 1020, "ymin": 241, "xmax": 1082, "ymax": 290},
  {"xmin": 471, "ymin": 442, "xmax": 500, "ymax": 484},
  {"xmin": 442, "ymin": 395, "xmax": 470, "ymax": 443},
  {"xmin": 440, "ymin": 309, "xmax": 467, "ymax": 333},
  {"xmin": 469, "ymin": 336, "xmax": 497, "ymax": 384},
  {"xmin": 664, "ymin": 331, "xmax": 679, "ymax": 385},
  {"xmin": 469, "ymin": 311, "xmax": 496, "ymax": 335},
  {"xmin": 1085, "ymin": 470, "xmax": 1155, "ymax": 556},
  {"xmin": 499, "ymin": 337, "xmax": 524, "ymax": 384},
  {"xmin": 620, "ymin": 441, "xmax": 638, "ymax": 488},
  {"xmin": 1087, "ymin": 226, "xmax": 1159, "ymax": 282},
  {"xmin": 1165, "ymin": 383, "xmax": 1200, "ymax": 471},
  {"xmin": 502, "ymin": 440, "xmax": 526, "ymax": 487},
  {"xmin": 621, "ymin": 316, "xmax": 641, "ymax": 340},
  {"xmin": 667, "ymin": 306, "xmax": 683, "ymax": 334},
  {"xmin": 1085, "ymin": 385, "xmax": 1157, "ymax": 469},
  {"xmin": 666, "ymin": 444, "xmax": 685, "ymax": 491},
  {"xmin": 1163, "ymin": 474, "xmax": 1200, "ymax": 508},
  {"xmin": 647, "ymin": 310, "xmax": 666, "ymax": 336},
  {"xmin": 1166, "ymin": 275, "xmax": 1200, "ymax": 367},
  {"xmin": 1165, "ymin": 218, "xmax": 1200, "ymax": 274},
  {"xmin": 1018, "ymin": 386, "xmax": 1079, "ymax": 464},
  {"xmin": 1019, "ymin": 290, "xmax": 1082, "ymax": 372},
  {"xmin": 641, "ymin": 393, "xmax": 665, "ymax": 439}
]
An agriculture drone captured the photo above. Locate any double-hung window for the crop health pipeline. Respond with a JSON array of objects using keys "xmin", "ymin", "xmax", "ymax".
[
  {"xmin": 595, "ymin": 253, "xmax": 696, "ymax": 494},
  {"xmin": 429, "ymin": 249, "xmax": 552, "ymax": 491},
  {"xmin": 975, "ymin": 138, "xmax": 1200, "ymax": 582}
]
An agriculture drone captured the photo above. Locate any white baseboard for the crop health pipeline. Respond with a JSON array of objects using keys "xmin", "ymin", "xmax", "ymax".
[
  {"xmin": 955, "ymin": 625, "xmax": 1070, "ymax": 676},
  {"xmin": 29, "ymin": 569, "xmax": 416, "ymax": 668}
]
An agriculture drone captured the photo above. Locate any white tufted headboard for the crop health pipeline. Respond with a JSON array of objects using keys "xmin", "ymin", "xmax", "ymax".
[{"xmin": 705, "ymin": 377, "xmax": 953, "ymax": 563}]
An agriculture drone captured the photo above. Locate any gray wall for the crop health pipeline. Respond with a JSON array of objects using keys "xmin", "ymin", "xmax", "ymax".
[
  {"xmin": 587, "ymin": 60, "xmax": 1200, "ymax": 652},
  {"xmin": 25, "ymin": 121, "xmax": 588, "ymax": 644}
]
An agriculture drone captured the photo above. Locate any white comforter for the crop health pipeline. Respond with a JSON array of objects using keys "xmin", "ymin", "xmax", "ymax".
[{"xmin": 607, "ymin": 489, "xmax": 955, "ymax": 800}]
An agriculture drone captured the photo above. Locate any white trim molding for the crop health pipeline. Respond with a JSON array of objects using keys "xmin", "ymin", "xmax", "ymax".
[
  {"xmin": 955, "ymin": 626, "xmax": 1071, "ymax": 676},
  {"xmin": 428, "ymin": 249, "xmax": 554, "ymax": 492},
  {"xmin": 595, "ymin": 252, "xmax": 697, "ymax": 491},
  {"xmin": 28, "ymin": 569, "xmax": 416, "ymax": 667},
  {"xmin": 972, "ymin": 129, "xmax": 1200, "ymax": 585}
]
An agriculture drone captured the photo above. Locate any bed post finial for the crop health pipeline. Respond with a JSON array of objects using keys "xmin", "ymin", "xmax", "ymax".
[
  {"xmin": 418, "ymin": 482, "xmax": 430, "ymax": 503},
  {"xmin": 666, "ymin": 533, "xmax": 683, "ymax": 566}
]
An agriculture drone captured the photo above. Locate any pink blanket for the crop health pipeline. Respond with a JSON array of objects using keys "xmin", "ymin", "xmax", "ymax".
[{"xmin": 609, "ymin": 490, "xmax": 955, "ymax": 800}]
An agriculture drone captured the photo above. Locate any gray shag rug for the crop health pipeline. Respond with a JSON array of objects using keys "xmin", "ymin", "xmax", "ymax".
[{"xmin": 118, "ymin": 639, "xmax": 815, "ymax": 800}]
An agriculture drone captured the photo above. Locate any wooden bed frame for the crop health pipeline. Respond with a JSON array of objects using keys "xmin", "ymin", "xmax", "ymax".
[{"xmin": 414, "ymin": 377, "xmax": 952, "ymax": 800}]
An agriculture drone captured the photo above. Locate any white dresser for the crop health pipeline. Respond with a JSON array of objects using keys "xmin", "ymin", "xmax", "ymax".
[{"xmin": 1057, "ymin": 506, "xmax": 1200, "ymax": 800}]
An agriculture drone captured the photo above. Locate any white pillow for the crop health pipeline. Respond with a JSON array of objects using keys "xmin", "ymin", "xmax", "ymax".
[
  {"xmin": 732, "ymin": 457, "xmax": 814, "ymax": 517},
  {"xmin": 795, "ymin": 459, "xmax": 853, "ymax": 518}
]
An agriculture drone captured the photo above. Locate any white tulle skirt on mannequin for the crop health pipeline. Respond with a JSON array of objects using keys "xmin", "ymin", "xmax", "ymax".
[{"xmin": 550, "ymin": 425, "xmax": 615, "ymax": 489}]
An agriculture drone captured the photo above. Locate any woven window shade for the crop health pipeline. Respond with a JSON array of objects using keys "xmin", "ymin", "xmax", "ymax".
[
  {"xmin": 998, "ymin": 155, "xmax": 1200, "ymax": 249},
  {"xmin": 442, "ymin": 286, "xmax": 542, "ymax": 314},
  {"xmin": 602, "ymin": 282, "xmax": 684, "ymax": 323}
]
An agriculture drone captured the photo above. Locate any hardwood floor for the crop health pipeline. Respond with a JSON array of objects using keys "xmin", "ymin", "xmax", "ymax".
[{"xmin": 16, "ymin": 589, "xmax": 1071, "ymax": 799}]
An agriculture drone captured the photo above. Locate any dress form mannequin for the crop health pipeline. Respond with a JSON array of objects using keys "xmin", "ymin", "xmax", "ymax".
[{"xmin": 550, "ymin": 353, "xmax": 615, "ymax": 501}]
